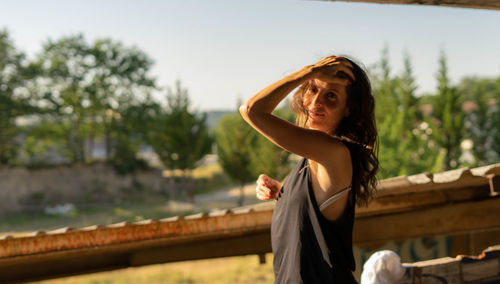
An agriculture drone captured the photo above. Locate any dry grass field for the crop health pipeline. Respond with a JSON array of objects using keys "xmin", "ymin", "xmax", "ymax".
[{"xmin": 35, "ymin": 254, "xmax": 275, "ymax": 284}]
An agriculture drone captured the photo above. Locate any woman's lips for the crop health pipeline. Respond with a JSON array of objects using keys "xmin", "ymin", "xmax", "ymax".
[{"xmin": 309, "ymin": 109, "xmax": 325, "ymax": 117}]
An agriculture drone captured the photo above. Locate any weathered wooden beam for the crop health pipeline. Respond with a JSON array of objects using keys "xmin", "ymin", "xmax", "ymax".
[
  {"xmin": 354, "ymin": 197, "xmax": 500, "ymax": 244},
  {"xmin": 356, "ymin": 184, "xmax": 491, "ymax": 218},
  {"xmin": 129, "ymin": 231, "xmax": 271, "ymax": 266},
  {"xmin": 327, "ymin": 0, "xmax": 500, "ymax": 10},
  {"xmin": 0, "ymin": 230, "xmax": 270, "ymax": 283},
  {"xmin": 398, "ymin": 245, "xmax": 500, "ymax": 283}
]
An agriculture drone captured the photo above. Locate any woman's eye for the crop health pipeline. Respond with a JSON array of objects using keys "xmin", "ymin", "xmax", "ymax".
[
  {"xmin": 327, "ymin": 92, "xmax": 337, "ymax": 100},
  {"xmin": 309, "ymin": 87, "xmax": 318, "ymax": 94}
]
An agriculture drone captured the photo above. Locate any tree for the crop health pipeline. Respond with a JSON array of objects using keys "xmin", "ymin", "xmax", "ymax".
[
  {"xmin": 372, "ymin": 46, "xmax": 399, "ymax": 125},
  {"xmin": 148, "ymin": 81, "xmax": 212, "ymax": 201},
  {"xmin": 215, "ymin": 105, "xmax": 293, "ymax": 205},
  {"xmin": 427, "ymin": 50, "xmax": 465, "ymax": 170},
  {"xmin": 215, "ymin": 111, "xmax": 257, "ymax": 206},
  {"xmin": 492, "ymin": 76, "xmax": 500, "ymax": 160},
  {"xmin": 458, "ymin": 76, "xmax": 500, "ymax": 165},
  {"xmin": 370, "ymin": 48, "xmax": 442, "ymax": 178},
  {"xmin": 107, "ymin": 96, "xmax": 159, "ymax": 174},
  {"xmin": 372, "ymin": 47, "xmax": 410, "ymax": 178},
  {"xmin": 0, "ymin": 29, "xmax": 33, "ymax": 166},
  {"xmin": 393, "ymin": 51, "xmax": 439, "ymax": 175},
  {"xmin": 28, "ymin": 34, "xmax": 156, "ymax": 165},
  {"xmin": 88, "ymin": 38, "xmax": 156, "ymax": 164},
  {"xmin": 370, "ymin": 46, "xmax": 405, "ymax": 178}
]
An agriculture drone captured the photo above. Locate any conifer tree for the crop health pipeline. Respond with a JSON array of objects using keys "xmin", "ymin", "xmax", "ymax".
[
  {"xmin": 373, "ymin": 48, "xmax": 439, "ymax": 178},
  {"xmin": 148, "ymin": 81, "xmax": 212, "ymax": 202},
  {"xmin": 373, "ymin": 46, "xmax": 403, "ymax": 178},
  {"xmin": 215, "ymin": 111, "xmax": 257, "ymax": 206},
  {"xmin": 395, "ymin": 51, "xmax": 439, "ymax": 175},
  {"xmin": 427, "ymin": 50, "xmax": 465, "ymax": 170},
  {"xmin": 215, "ymin": 105, "xmax": 293, "ymax": 205}
]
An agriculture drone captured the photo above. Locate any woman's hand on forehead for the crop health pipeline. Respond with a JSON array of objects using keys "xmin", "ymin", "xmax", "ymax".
[{"xmin": 308, "ymin": 56, "xmax": 355, "ymax": 86}]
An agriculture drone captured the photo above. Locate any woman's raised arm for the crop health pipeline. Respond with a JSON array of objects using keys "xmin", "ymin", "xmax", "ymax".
[{"xmin": 239, "ymin": 56, "xmax": 354, "ymax": 165}]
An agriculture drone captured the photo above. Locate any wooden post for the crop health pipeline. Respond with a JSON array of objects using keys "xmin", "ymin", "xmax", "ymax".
[{"xmin": 259, "ymin": 253, "xmax": 266, "ymax": 264}]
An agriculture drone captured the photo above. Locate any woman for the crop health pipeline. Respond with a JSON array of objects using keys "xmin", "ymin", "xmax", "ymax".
[{"xmin": 240, "ymin": 55, "xmax": 378, "ymax": 283}]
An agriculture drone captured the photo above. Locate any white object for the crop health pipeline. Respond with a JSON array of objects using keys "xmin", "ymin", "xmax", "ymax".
[
  {"xmin": 44, "ymin": 203, "xmax": 76, "ymax": 216},
  {"xmin": 361, "ymin": 250, "xmax": 405, "ymax": 284}
]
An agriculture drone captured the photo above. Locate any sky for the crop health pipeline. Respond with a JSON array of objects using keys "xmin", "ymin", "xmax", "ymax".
[{"xmin": 1, "ymin": 0, "xmax": 500, "ymax": 111}]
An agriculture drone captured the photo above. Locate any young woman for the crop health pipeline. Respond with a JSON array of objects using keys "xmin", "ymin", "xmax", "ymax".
[{"xmin": 240, "ymin": 55, "xmax": 378, "ymax": 283}]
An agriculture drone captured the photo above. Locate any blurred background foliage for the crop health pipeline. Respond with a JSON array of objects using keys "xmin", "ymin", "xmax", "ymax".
[{"xmin": 1, "ymin": 28, "xmax": 499, "ymax": 184}]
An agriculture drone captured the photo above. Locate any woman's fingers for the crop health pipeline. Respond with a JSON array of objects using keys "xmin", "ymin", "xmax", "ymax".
[
  {"xmin": 314, "ymin": 73, "xmax": 352, "ymax": 87},
  {"xmin": 256, "ymin": 174, "xmax": 281, "ymax": 200},
  {"xmin": 312, "ymin": 64, "xmax": 355, "ymax": 86},
  {"xmin": 311, "ymin": 56, "xmax": 355, "ymax": 83},
  {"xmin": 257, "ymin": 174, "xmax": 269, "ymax": 185},
  {"xmin": 256, "ymin": 184, "xmax": 271, "ymax": 200}
]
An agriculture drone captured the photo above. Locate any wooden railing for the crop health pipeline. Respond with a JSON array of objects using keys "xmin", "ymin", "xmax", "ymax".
[{"xmin": 0, "ymin": 164, "xmax": 498, "ymax": 282}]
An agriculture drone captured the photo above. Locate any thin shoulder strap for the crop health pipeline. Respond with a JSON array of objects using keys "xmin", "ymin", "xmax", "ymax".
[
  {"xmin": 319, "ymin": 185, "xmax": 352, "ymax": 211},
  {"xmin": 304, "ymin": 159, "xmax": 333, "ymax": 269}
]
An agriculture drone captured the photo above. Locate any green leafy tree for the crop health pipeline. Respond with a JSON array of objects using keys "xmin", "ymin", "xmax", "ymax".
[
  {"xmin": 107, "ymin": 96, "xmax": 159, "ymax": 174},
  {"xmin": 23, "ymin": 120, "xmax": 69, "ymax": 167},
  {"xmin": 492, "ymin": 77, "xmax": 500, "ymax": 160},
  {"xmin": 28, "ymin": 34, "xmax": 156, "ymax": 165},
  {"xmin": 28, "ymin": 35, "xmax": 91, "ymax": 163},
  {"xmin": 0, "ymin": 29, "xmax": 33, "ymax": 165},
  {"xmin": 88, "ymin": 38, "xmax": 156, "ymax": 163},
  {"xmin": 458, "ymin": 76, "xmax": 500, "ymax": 165}
]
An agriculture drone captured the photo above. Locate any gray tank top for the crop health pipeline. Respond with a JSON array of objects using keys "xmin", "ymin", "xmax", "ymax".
[{"xmin": 271, "ymin": 157, "xmax": 357, "ymax": 283}]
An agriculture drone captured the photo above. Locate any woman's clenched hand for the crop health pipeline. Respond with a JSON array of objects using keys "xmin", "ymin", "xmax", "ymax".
[{"xmin": 255, "ymin": 174, "xmax": 281, "ymax": 201}]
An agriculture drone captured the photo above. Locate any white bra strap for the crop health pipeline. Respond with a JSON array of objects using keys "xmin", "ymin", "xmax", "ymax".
[{"xmin": 319, "ymin": 185, "xmax": 352, "ymax": 211}]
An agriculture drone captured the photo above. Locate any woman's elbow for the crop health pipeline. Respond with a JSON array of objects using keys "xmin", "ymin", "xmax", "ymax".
[{"xmin": 239, "ymin": 103, "xmax": 251, "ymax": 120}]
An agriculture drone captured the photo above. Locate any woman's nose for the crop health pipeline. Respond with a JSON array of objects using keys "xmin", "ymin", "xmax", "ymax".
[{"xmin": 311, "ymin": 92, "xmax": 323, "ymax": 106}]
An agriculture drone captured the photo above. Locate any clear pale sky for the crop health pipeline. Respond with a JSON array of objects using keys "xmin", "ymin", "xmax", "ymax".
[{"xmin": 2, "ymin": 0, "xmax": 500, "ymax": 111}]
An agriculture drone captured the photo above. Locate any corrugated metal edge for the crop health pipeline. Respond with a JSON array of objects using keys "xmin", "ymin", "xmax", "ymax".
[
  {"xmin": 377, "ymin": 163, "xmax": 500, "ymax": 196},
  {"xmin": 0, "ymin": 207, "xmax": 272, "ymax": 258},
  {"xmin": 434, "ymin": 167, "xmax": 479, "ymax": 183},
  {"xmin": 471, "ymin": 163, "xmax": 500, "ymax": 176}
]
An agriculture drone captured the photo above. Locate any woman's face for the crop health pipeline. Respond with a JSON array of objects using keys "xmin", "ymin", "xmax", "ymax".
[{"xmin": 303, "ymin": 79, "xmax": 350, "ymax": 135}]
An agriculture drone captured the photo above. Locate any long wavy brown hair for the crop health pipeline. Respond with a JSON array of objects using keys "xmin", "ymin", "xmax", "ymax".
[{"xmin": 289, "ymin": 57, "xmax": 379, "ymax": 206}]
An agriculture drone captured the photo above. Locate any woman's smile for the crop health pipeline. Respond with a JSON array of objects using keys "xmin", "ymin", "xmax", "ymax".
[{"xmin": 308, "ymin": 108, "xmax": 326, "ymax": 118}]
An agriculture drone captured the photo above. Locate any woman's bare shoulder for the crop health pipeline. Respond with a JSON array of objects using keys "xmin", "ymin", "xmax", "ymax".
[{"xmin": 320, "ymin": 137, "xmax": 352, "ymax": 168}]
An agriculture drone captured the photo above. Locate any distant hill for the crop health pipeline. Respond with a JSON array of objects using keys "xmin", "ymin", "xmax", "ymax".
[{"xmin": 204, "ymin": 110, "xmax": 233, "ymax": 131}]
